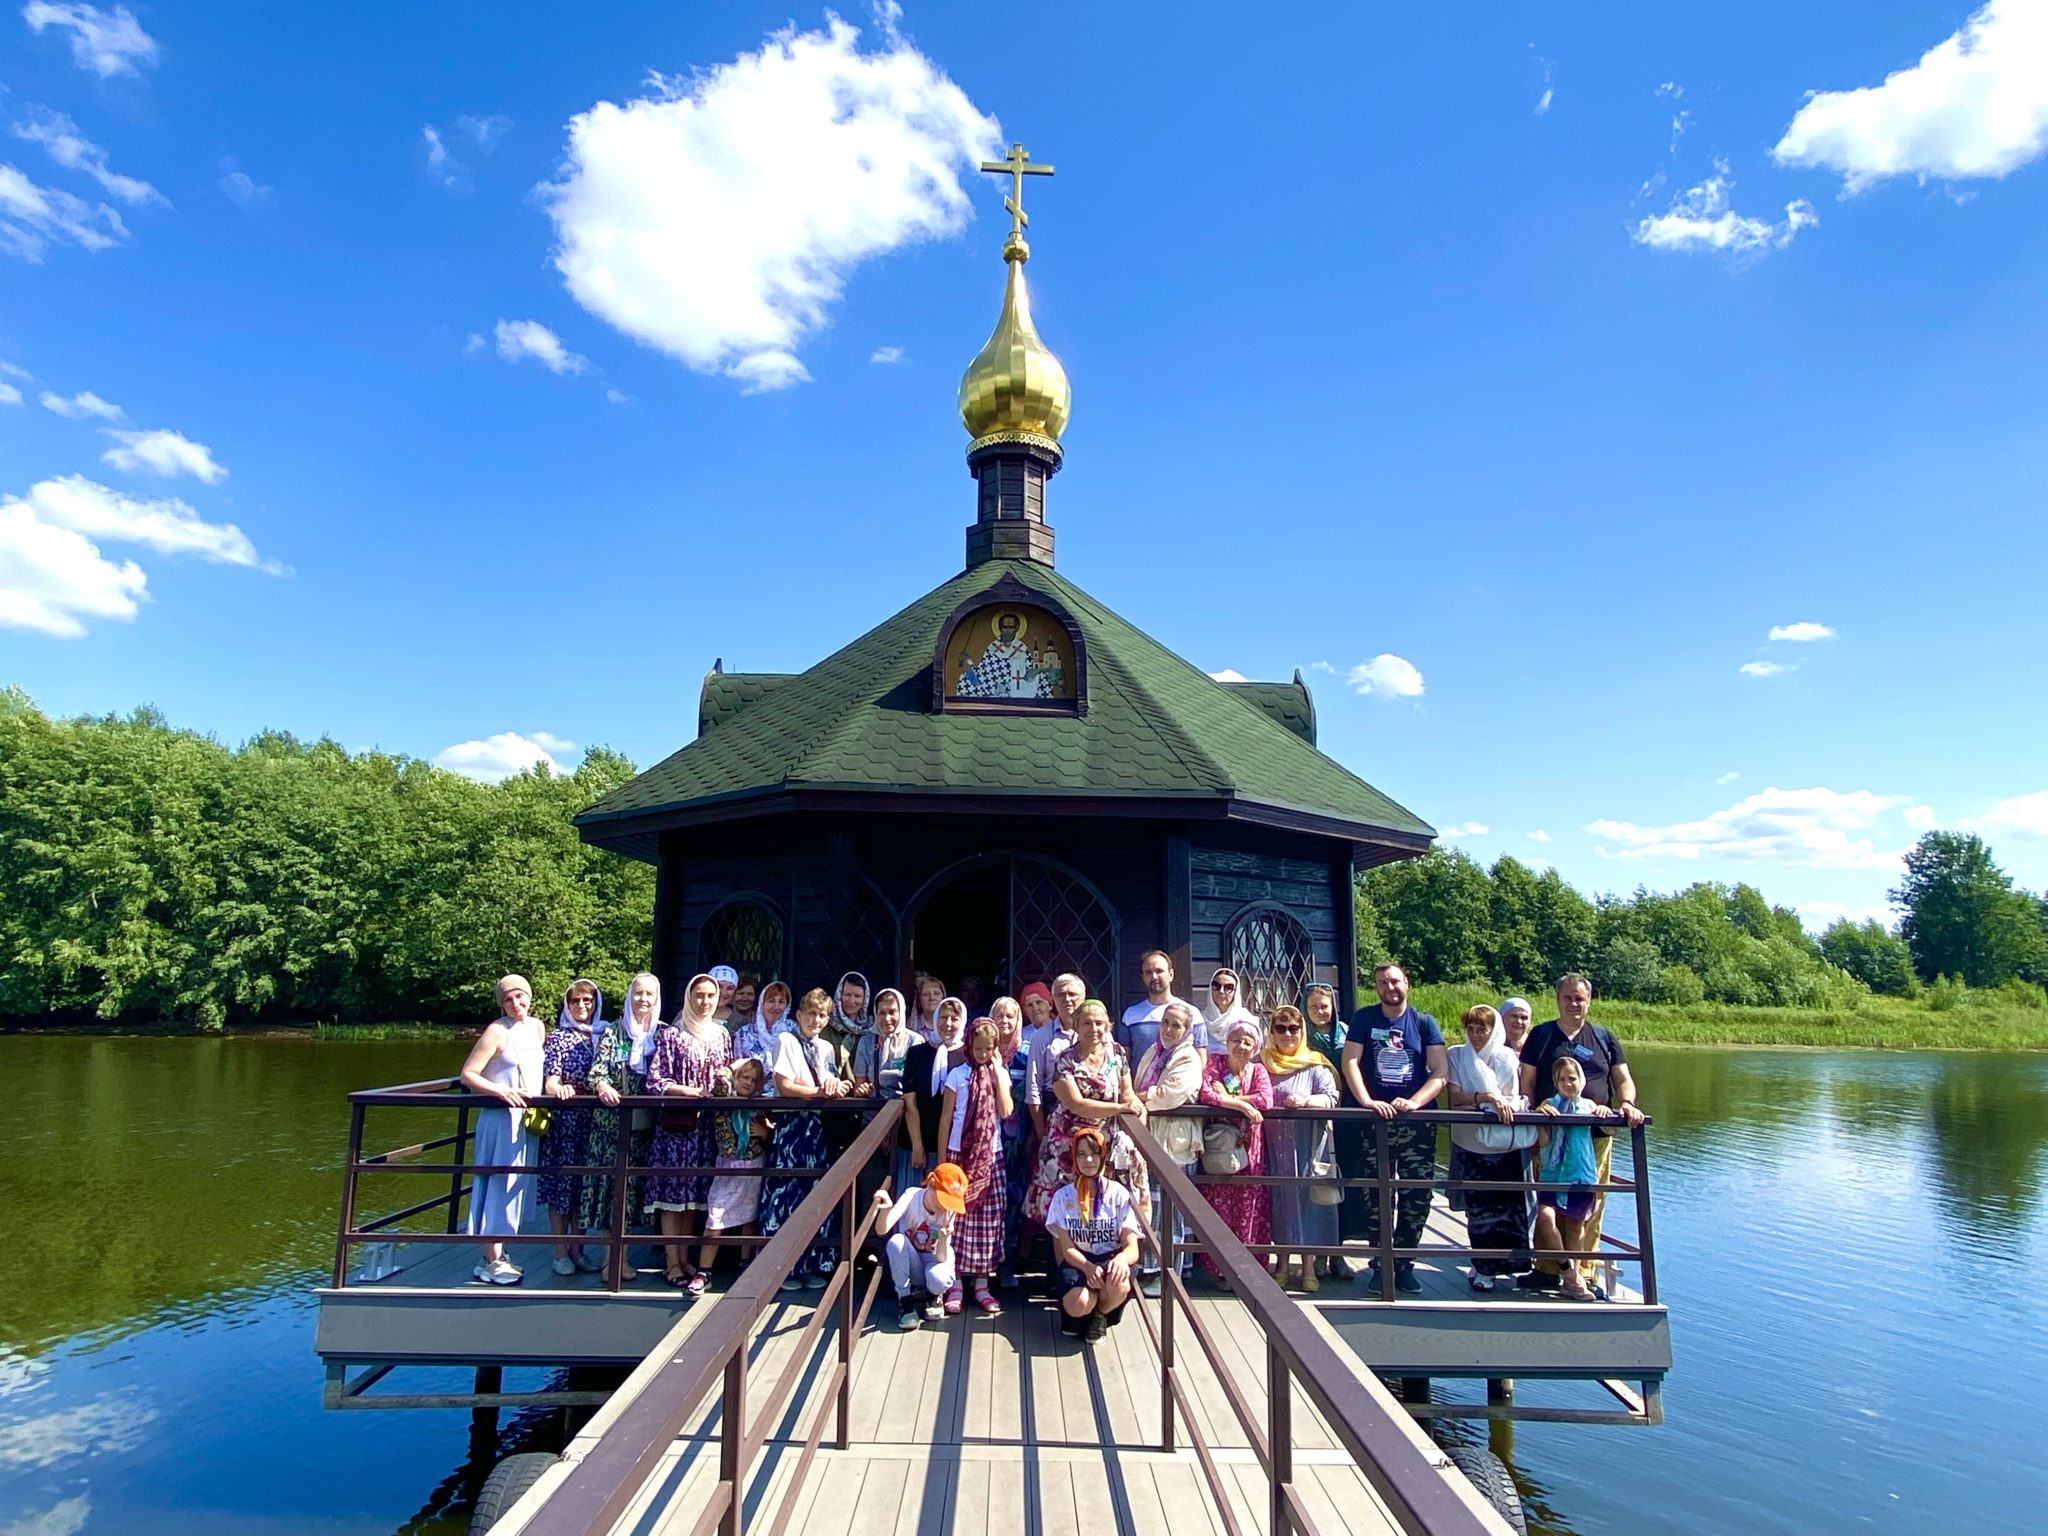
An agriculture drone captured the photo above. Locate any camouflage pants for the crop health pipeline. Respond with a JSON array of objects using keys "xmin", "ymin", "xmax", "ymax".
[{"xmin": 1359, "ymin": 1119, "xmax": 1437, "ymax": 1260}]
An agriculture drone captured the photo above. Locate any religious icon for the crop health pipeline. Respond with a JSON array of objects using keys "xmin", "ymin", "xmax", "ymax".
[{"xmin": 947, "ymin": 605, "xmax": 1075, "ymax": 702}]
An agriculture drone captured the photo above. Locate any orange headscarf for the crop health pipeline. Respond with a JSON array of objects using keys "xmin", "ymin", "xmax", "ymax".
[{"xmin": 1069, "ymin": 1124, "xmax": 1109, "ymax": 1226}]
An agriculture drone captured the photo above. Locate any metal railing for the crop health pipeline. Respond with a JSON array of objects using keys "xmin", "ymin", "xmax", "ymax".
[
  {"xmin": 515, "ymin": 1101, "xmax": 903, "ymax": 1536},
  {"xmin": 331, "ymin": 1079, "xmax": 888, "ymax": 1290},
  {"xmin": 1127, "ymin": 1124, "xmax": 1502, "ymax": 1536}
]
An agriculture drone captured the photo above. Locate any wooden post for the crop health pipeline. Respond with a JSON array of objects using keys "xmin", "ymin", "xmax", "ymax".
[
  {"xmin": 1487, "ymin": 1378, "xmax": 1514, "ymax": 1406},
  {"xmin": 607, "ymin": 1108, "xmax": 632, "ymax": 1293},
  {"xmin": 836, "ymin": 1183, "xmax": 855, "ymax": 1450},
  {"xmin": 1373, "ymin": 1118, "xmax": 1397, "ymax": 1301},
  {"xmin": 446, "ymin": 1102, "xmax": 470, "ymax": 1234},
  {"xmin": 720, "ymin": 1352, "xmax": 746, "ymax": 1536},
  {"xmin": 1269, "ymin": 1340, "xmax": 1294, "ymax": 1536},
  {"xmin": 1631, "ymin": 1122, "xmax": 1658, "ymax": 1304},
  {"xmin": 1158, "ymin": 1184, "xmax": 1177, "ymax": 1453},
  {"xmin": 333, "ymin": 1102, "xmax": 365, "ymax": 1287}
]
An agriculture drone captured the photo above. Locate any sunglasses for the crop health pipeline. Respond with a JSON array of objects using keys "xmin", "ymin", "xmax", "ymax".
[{"xmin": 1273, "ymin": 1024, "xmax": 1302, "ymax": 1034}]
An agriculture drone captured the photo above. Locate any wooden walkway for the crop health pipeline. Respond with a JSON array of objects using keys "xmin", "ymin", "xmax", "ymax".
[{"xmin": 486, "ymin": 1284, "xmax": 1499, "ymax": 1536}]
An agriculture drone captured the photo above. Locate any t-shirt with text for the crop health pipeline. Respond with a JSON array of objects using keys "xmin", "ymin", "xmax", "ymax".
[{"xmin": 1045, "ymin": 1176, "xmax": 1140, "ymax": 1257}]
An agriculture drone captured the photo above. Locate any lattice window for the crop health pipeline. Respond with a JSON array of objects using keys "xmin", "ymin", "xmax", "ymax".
[
  {"xmin": 1227, "ymin": 905, "xmax": 1317, "ymax": 1021},
  {"xmin": 699, "ymin": 899, "xmax": 785, "ymax": 985},
  {"xmin": 818, "ymin": 871, "xmax": 897, "ymax": 995},
  {"xmin": 1011, "ymin": 856, "xmax": 1118, "ymax": 1001}
]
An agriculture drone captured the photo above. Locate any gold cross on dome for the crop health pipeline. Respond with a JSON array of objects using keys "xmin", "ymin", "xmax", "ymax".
[{"xmin": 979, "ymin": 142, "xmax": 1054, "ymax": 241}]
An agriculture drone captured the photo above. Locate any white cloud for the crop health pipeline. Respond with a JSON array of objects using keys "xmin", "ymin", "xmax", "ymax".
[
  {"xmin": 0, "ymin": 360, "xmax": 29, "ymax": 380},
  {"xmin": 1526, "ymin": 830, "xmax": 1552, "ymax": 843},
  {"xmin": 0, "ymin": 1393, "xmax": 154, "ymax": 1469},
  {"xmin": 869, "ymin": 344, "xmax": 905, "ymax": 364},
  {"xmin": 1346, "ymin": 653, "xmax": 1425, "ymax": 700},
  {"xmin": 101, "ymin": 428, "xmax": 227, "ymax": 484},
  {"xmin": 1440, "ymin": 821, "xmax": 1489, "ymax": 839},
  {"xmin": 21, "ymin": 2, "xmax": 157, "ymax": 78},
  {"xmin": 1535, "ymin": 88, "xmax": 1554, "ymax": 117},
  {"xmin": 492, "ymin": 318, "xmax": 587, "ymax": 375},
  {"xmin": 1961, "ymin": 790, "xmax": 2048, "ymax": 841},
  {"xmin": 1716, "ymin": 770, "xmax": 1741, "ymax": 785},
  {"xmin": 1903, "ymin": 803, "xmax": 1939, "ymax": 832},
  {"xmin": 39, "ymin": 388, "xmax": 121, "ymax": 419},
  {"xmin": 0, "ymin": 382, "xmax": 18, "ymax": 406},
  {"xmin": 1632, "ymin": 160, "xmax": 1816, "ymax": 258},
  {"xmin": 540, "ymin": 14, "xmax": 998, "ymax": 391},
  {"xmin": 1586, "ymin": 786, "xmax": 1918, "ymax": 869},
  {"xmin": 424, "ymin": 115, "xmax": 513, "ymax": 190},
  {"xmin": 435, "ymin": 730, "xmax": 578, "ymax": 782},
  {"xmin": 0, "ymin": 494, "xmax": 146, "ymax": 636},
  {"xmin": 422, "ymin": 125, "xmax": 458, "ymax": 187},
  {"xmin": 12, "ymin": 109, "xmax": 165, "ymax": 205},
  {"xmin": 218, "ymin": 158, "xmax": 270, "ymax": 206},
  {"xmin": 0, "ymin": 163, "xmax": 128, "ymax": 260},
  {"xmin": 1773, "ymin": 1, "xmax": 2048, "ymax": 192},
  {"xmin": 1768, "ymin": 620, "xmax": 1835, "ymax": 642},
  {"xmin": 1207, "ymin": 667, "xmax": 1249, "ymax": 683},
  {"xmin": 1739, "ymin": 660, "xmax": 1795, "ymax": 678},
  {"xmin": 1306, "ymin": 659, "xmax": 1335, "ymax": 675},
  {"xmin": 604, "ymin": 386, "xmax": 630, "ymax": 404},
  {"xmin": 9, "ymin": 475, "xmax": 273, "ymax": 570}
]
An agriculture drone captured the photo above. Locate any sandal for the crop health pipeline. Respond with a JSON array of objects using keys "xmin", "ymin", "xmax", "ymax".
[
  {"xmin": 942, "ymin": 1285, "xmax": 963, "ymax": 1315},
  {"xmin": 1468, "ymin": 1273, "xmax": 1495, "ymax": 1293},
  {"xmin": 973, "ymin": 1283, "xmax": 1002, "ymax": 1316},
  {"xmin": 685, "ymin": 1271, "xmax": 708, "ymax": 1296},
  {"xmin": 665, "ymin": 1270, "xmax": 689, "ymax": 1287}
]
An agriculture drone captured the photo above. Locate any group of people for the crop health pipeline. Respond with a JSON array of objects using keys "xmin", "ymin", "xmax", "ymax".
[{"xmin": 455, "ymin": 951, "xmax": 1644, "ymax": 1336}]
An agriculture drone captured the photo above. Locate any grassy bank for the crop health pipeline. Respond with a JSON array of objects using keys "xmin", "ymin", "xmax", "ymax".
[
  {"xmin": 1404, "ymin": 982, "xmax": 2048, "ymax": 1050},
  {"xmin": 312, "ymin": 1021, "xmax": 476, "ymax": 1041}
]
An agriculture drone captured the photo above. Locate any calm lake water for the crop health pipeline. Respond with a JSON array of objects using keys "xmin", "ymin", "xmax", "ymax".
[{"xmin": 1, "ymin": 1036, "xmax": 2044, "ymax": 1535}]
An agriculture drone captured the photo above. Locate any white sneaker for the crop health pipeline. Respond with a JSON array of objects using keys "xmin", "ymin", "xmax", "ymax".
[
  {"xmin": 551, "ymin": 1256, "xmax": 577, "ymax": 1277},
  {"xmin": 486, "ymin": 1259, "xmax": 523, "ymax": 1286}
]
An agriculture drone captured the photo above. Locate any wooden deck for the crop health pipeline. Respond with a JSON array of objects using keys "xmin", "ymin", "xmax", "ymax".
[{"xmin": 485, "ymin": 1285, "xmax": 1513, "ymax": 1536}]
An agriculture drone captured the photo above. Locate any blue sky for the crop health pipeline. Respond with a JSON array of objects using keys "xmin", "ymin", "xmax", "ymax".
[{"xmin": 3, "ymin": 1, "xmax": 2045, "ymax": 925}]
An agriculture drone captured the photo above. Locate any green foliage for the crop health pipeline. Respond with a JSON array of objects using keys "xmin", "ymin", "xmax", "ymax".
[
  {"xmin": 0, "ymin": 691, "xmax": 652, "ymax": 1028},
  {"xmin": 1596, "ymin": 935, "xmax": 1665, "ymax": 1001},
  {"xmin": 1656, "ymin": 963, "xmax": 1706, "ymax": 1007},
  {"xmin": 1892, "ymin": 832, "xmax": 2048, "ymax": 988},
  {"xmin": 1821, "ymin": 918, "xmax": 1918, "ymax": 995}
]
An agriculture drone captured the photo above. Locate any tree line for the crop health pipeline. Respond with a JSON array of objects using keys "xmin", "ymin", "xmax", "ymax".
[
  {"xmin": 3, "ymin": 690, "xmax": 2042, "ymax": 1028},
  {"xmin": 1357, "ymin": 835, "xmax": 2048, "ymax": 1007},
  {"xmin": 0, "ymin": 690, "xmax": 652, "ymax": 1028}
]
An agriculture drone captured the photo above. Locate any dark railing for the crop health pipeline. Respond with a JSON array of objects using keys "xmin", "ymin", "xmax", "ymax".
[
  {"xmin": 1126, "ymin": 1123, "xmax": 1504, "ymax": 1536},
  {"xmin": 1152, "ymin": 1103, "xmax": 1657, "ymax": 1305},
  {"xmin": 516, "ymin": 1101, "xmax": 903, "ymax": 1536},
  {"xmin": 331, "ymin": 1079, "xmax": 887, "ymax": 1290}
]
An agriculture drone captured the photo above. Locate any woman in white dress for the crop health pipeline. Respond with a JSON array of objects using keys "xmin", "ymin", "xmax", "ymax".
[{"xmin": 459, "ymin": 974, "xmax": 547, "ymax": 1285}]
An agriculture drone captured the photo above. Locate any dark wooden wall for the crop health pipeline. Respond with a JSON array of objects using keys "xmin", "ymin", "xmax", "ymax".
[{"xmin": 651, "ymin": 812, "xmax": 1361, "ymax": 1020}]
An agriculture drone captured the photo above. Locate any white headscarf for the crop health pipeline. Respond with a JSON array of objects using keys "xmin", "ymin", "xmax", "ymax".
[
  {"xmin": 621, "ymin": 972, "xmax": 661, "ymax": 1071},
  {"xmin": 1203, "ymin": 967, "xmax": 1260, "ymax": 1051},
  {"xmin": 675, "ymin": 972, "xmax": 721, "ymax": 1032},
  {"xmin": 929, "ymin": 995, "xmax": 967, "ymax": 1093},
  {"xmin": 1447, "ymin": 1009, "xmax": 1522, "ymax": 1100}
]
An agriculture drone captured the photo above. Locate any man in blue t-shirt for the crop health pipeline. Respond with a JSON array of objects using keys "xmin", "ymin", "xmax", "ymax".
[
  {"xmin": 1338, "ymin": 961, "xmax": 1448, "ymax": 1294},
  {"xmin": 1516, "ymin": 972, "xmax": 1644, "ymax": 1294}
]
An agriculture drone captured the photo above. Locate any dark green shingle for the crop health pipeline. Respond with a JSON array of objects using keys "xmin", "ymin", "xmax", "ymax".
[{"xmin": 578, "ymin": 560, "xmax": 1431, "ymax": 844}]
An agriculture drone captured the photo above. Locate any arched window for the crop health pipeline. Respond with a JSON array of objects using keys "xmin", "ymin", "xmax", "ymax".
[
  {"xmin": 1011, "ymin": 855, "xmax": 1119, "ymax": 1001},
  {"xmin": 699, "ymin": 897, "xmax": 786, "ymax": 985},
  {"xmin": 1226, "ymin": 903, "xmax": 1317, "ymax": 1020}
]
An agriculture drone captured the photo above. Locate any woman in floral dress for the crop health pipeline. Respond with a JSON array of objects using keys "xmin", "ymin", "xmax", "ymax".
[
  {"xmin": 1024, "ymin": 1000, "xmax": 1148, "ymax": 1228},
  {"xmin": 1195, "ymin": 1018, "xmax": 1274, "ymax": 1285},
  {"xmin": 646, "ymin": 973, "xmax": 731, "ymax": 1291},
  {"xmin": 581, "ymin": 971, "xmax": 660, "ymax": 1280},
  {"xmin": 538, "ymin": 978, "xmax": 605, "ymax": 1277}
]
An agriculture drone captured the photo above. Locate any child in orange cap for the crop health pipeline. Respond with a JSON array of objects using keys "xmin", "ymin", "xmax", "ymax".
[{"xmin": 875, "ymin": 1163, "xmax": 966, "ymax": 1329}]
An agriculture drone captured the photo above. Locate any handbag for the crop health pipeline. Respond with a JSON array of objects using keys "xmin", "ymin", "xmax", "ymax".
[
  {"xmin": 1307, "ymin": 1126, "xmax": 1345, "ymax": 1206},
  {"xmin": 1475, "ymin": 1117, "xmax": 1539, "ymax": 1153},
  {"xmin": 521, "ymin": 1104, "xmax": 554, "ymax": 1137},
  {"xmin": 1201, "ymin": 1120, "xmax": 1248, "ymax": 1176}
]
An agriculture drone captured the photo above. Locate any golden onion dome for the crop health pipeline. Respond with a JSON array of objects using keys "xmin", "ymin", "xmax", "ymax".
[{"xmin": 958, "ymin": 232, "xmax": 1070, "ymax": 447}]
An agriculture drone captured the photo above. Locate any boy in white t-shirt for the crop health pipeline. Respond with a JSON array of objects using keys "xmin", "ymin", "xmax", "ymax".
[{"xmin": 875, "ymin": 1163, "xmax": 967, "ymax": 1329}]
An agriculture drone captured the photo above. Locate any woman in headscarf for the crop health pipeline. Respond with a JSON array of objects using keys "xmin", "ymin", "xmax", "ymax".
[
  {"xmin": 1133, "ymin": 1000, "xmax": 1206, "ymax": 1283},
  {"xmin": 990, "ymin": 994, "xmax": 1033, "ymax": 1289},
  {"xmin": 1445, "ymin": 1003, "xmax": 1535, "ymax": 1291},
  {"xmin": 583, "ymin": 971, "xmax": 660, "ymax": 1279},
  {"xmin": 1262, "ymin": 1004, "xmax": 1341, "ymax": 1291},
  {"xmin": 761, "ymin": 987, "xmax": 849, "ymax": 1290},
  {"xmin": 459, "ymin": 975, "xmax": 546, "ymax": 1286},
  {"xmin": 730, "ymin": 981, "xmax": 781, "ymax": 1075},
  {"xmin": 853, "ymin": 985, "xmax": 917, "ymax": 1206},
  {"xmin": 823, "ymin": 970, "xmax": 873, "ymax": 1078},
  {"xmin": 903, "ymin": 996, "xmax": 967, "ymax": 1183},
  {"xmin": 538, "ymin": 978, "xmax": 605, "ymax": 1276},
  {"xmin": 1202, "ymin": 968, "xmax": 1260, "ymax": 1055},
  {"xmin": 939, "ymin": 1017, "xmax": 1014, "ymax": 1315},
  {"xmin": 1305, "ymin": 982, "xmax": 1359, "ymax": 1279},
  {"xmin": 1024, "ymin": 999, "xmax": 1149, "ymax": 1230},
  {"xmin": 645, "ymin": 973, "xmax": 732, "ymax": 1293},
  {"xmin": 1195, "ymin": 1018, "xmax": 1274, "ymax": 1287}
]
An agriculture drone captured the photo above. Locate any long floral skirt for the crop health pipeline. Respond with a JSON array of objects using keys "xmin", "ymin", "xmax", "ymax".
[
  {"xmin": 535, "ymin": 1105, "xmax": 594, "ymax": 1216},
  {"xmin": 646, "ymin": 1112, "xmax": 716, "ymax": 1213},
  {"xmin": 759, "ymin": 1112, "xmax": 838, "ymax": 1278},
  {"xmin": 579, "ymin": 1106, "xmax": 650, "ymax": 1235}
]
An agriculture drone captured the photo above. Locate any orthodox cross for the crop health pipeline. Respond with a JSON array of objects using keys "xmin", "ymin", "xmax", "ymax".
[{"xmin": 980, "ymin": 142, "xmax": 1054, "ymax": 241}]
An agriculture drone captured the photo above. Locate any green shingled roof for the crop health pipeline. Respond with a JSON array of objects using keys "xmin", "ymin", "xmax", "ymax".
[{"xmin": 577, "ymin": 560, "xmax": 1432, "ymax": 846}]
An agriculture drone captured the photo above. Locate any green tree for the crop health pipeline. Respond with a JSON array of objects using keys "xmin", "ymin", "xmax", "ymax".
[
  {"xmin": 1595, "ymin": 935, "xmax": 1664, "ymax": 1001},
  {"xmin": 1892, "ymin": 832, "xmax": 2048, "ymax": 987},
  {"xmin": 1820, "ymin": 918, "xmax": 1917, "ymax": 995},
  {"xmin": 1361, "ymin": 848, "xmax": 1492, "ymax": 984}
]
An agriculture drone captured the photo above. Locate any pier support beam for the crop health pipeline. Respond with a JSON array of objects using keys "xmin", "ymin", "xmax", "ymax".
[{"xmin": 1487, "ymin": 1378, "xmax": 1514, "ymax": 1406}]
